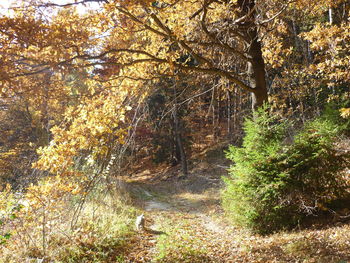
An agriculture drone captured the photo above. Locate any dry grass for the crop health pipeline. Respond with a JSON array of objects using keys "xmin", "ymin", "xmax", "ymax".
[{"xmin": 0, "ymin": 184, "xmax": 139, "ymax": 263}]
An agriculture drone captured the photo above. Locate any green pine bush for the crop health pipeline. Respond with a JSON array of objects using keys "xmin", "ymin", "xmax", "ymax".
[{"xmin": 222, "ymin": 105, "xmax": 350, "ymax": 234}]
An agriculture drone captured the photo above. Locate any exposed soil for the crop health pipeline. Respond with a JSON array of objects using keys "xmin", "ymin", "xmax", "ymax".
[{"xmin": 116, "ymin": 150, "xmax": 350, "ymax": 263}]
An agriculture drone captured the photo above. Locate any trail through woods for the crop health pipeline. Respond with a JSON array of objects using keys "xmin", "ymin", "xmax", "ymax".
[
  {"xmin": 123, "ymin": 162, "xmax": 239, "ymax": 262},
  {"xmin": 117, "ymin": 157, "xmax": 350, "ymax": 263}
]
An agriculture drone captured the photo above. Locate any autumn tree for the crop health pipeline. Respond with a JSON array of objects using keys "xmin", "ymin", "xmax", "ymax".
[
  {"xmin": 262, "ymin": 0, "xmax": 350, "ymax": 118},
  {"xmin": 0, "ymin": 2, "xmax": 349, "ymax": 257},
  {"xmin": 1, "ymin": 0, "xmax": 349, "ymax": 179},
  {"xmin": 1, "ymin": 0, "xmax": 286, "ymax": 110}
]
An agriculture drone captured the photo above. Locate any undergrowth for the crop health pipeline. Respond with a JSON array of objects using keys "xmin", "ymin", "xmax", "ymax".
[
  {"xmin": 222, "ymin": 104, "xmax": 350, "ymax": 234},
  {"xmin": 0, "ymin": 181, "xmax": 138, "ymax": 263}
]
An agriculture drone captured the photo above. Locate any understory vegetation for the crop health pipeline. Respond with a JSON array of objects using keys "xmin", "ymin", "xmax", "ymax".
[
  {"xmin": 0, "ymin": 182, "xmax": 138, "ymax": 262},
  {"xmin": 223, "ymin": 104, "xmax": 350, "ymax": 234}
]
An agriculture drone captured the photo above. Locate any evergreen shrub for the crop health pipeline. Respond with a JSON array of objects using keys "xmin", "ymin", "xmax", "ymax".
[{"xmin": 222, "ymin": 105, "xmax": 350, "ymax": 234}]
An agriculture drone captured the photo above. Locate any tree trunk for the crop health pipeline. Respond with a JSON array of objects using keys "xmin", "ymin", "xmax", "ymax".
[
  {"xmin": 226, "ymin": 89, "xmax": 232, "ymax": 139},
  {"xmin": 247, "ymin": 45, "xmax": 269, "ymax": 109},
  {"xmin": 329, "ymin": 8, "xmax": 333, "ymax": 24},
  {"xmin": 172, "ymin": 79, "xmax": 188, "ymax": 177},
  {"xmin": 173, "ymin": 112, "xmax": 188, "ymax": 176},
  {"xmin": 237, "ymin": 0, "xmax": 268, "ymax": 109}
]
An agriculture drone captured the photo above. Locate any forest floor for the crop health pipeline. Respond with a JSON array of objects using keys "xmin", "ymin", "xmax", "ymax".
[{"xmin": 116, "ymin": 147, "xmax": 350, "ymax": 263}]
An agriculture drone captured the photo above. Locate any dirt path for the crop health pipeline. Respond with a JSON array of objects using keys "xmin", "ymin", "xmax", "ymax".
[
  {"xmin": 121, "ymin": 163, "xmax": 239, "ymax": 262},
  {"xmin": 121, "ymin": 162, "xmax": 350, "ymax": 263}
]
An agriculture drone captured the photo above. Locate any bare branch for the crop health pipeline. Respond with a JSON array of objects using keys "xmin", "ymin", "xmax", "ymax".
[
  {"xmin": 36, "ymin": 0, "xmax": 108, "ymax": 8},
  {"xmin": 175, "ymin": 64, "xmax": 254, "ymax": 93},
  {"xmin": 115, "ymin": 7, "xmax": 168, "ymax": 38},
  {"xmin": 199, "ymin": 3, "xmax": 251, "ymax": 61},
  {"xmin": 258, "ymin": 2, "xmax": 291, "ymax": 25}
]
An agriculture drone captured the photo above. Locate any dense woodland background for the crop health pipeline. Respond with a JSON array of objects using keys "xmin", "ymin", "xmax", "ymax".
[{"xmin": 0, "ymin": 0, "xmax": 350, "ymax": 262}]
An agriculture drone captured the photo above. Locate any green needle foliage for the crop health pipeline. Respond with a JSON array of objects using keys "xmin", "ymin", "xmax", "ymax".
[{"xmin": 222, "ymin": 105, "xmax": 350, "ymax": 234}]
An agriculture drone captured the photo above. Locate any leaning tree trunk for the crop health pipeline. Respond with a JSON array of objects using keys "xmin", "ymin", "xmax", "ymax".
[{"xmin": 237, "ymin": 0, "xmax": 268, "ymax": 109}]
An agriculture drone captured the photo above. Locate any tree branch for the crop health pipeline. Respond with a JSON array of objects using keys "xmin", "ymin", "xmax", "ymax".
[{"xmin": 36, "ymin": 0, "xmax": 108, "ymax": 8}]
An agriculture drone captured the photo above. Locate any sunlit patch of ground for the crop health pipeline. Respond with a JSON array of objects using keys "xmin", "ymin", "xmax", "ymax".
[{"xmin": 117, "ymin": 144, "xmax": 350, "ymax": 262}]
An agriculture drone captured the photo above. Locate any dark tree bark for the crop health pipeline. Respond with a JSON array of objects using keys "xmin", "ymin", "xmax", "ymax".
[
  {"xmin": 172, "ymin": 78, "xmax": 188, "ymax": 177},
  {"xmin": 237, "ymin": 0, "xmax": 268, "ymax": 109},
  {"xmin": 173, "ymin": 110, "xmax": 188, "ymax": 176}
]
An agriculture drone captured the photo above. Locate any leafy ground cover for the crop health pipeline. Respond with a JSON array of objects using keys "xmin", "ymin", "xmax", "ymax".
[
  {"xmin": 1, "ymin": 144, "xmax": 349, "ymax": 262},
  {"xmin": 116, "ymin": 151, "xmax": 350, "ymax": 263}
]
